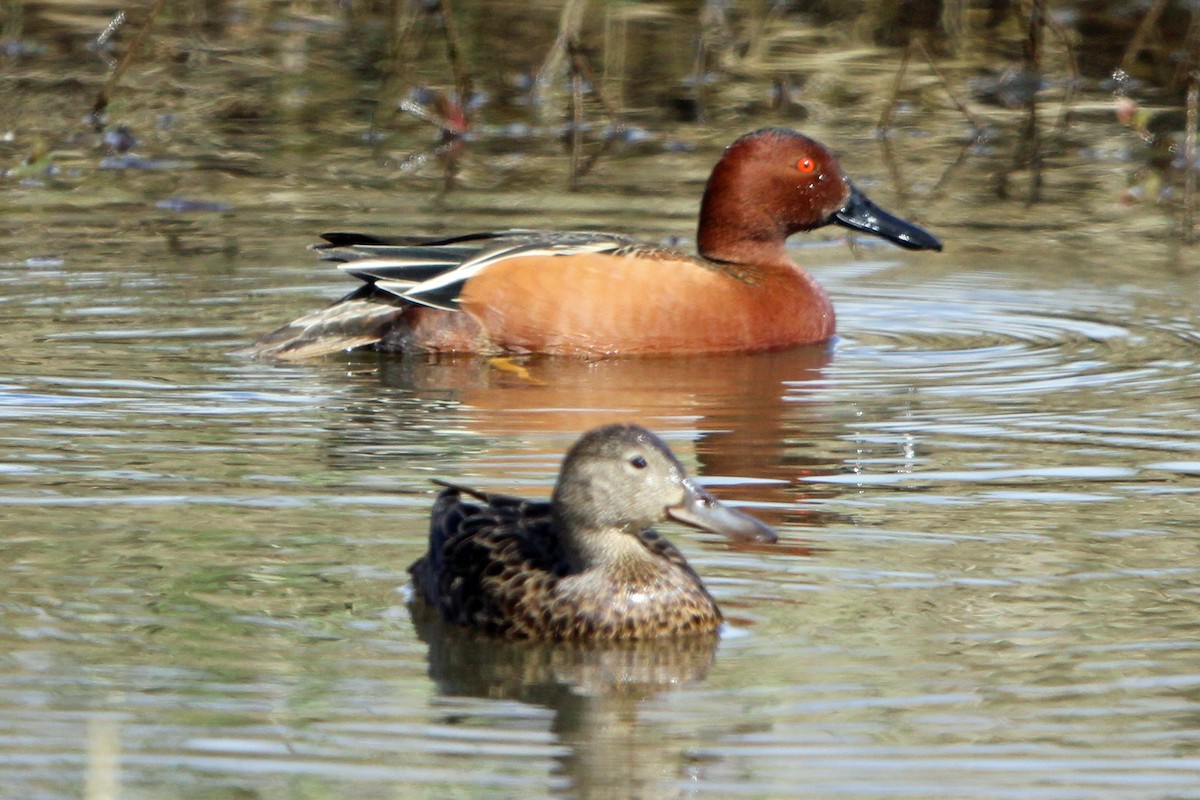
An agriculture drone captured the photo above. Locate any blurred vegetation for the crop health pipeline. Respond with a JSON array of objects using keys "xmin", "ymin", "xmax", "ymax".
[{"xmin": 0, "ymin": 0, "xmax": 1198, "ymax": 236}]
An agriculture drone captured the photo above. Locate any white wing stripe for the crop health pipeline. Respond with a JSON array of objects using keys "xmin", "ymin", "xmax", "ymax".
[{"xmin": 404, "ymin": 240, "xmax": 619, "ymax": 297}]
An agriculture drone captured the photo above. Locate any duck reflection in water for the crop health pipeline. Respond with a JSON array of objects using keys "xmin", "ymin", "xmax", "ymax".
[
  {"xmin": 329, "ymin": 347, "xmax": 842, "ymax": 532},
  {"xmin": 409, "ymin": 423, "xmax": 776, "ymax": 641},
  {"xmin": 409, "ymin": 424, "xmax": 776, "ymax": 796},
  {"xmin": 412, "ymin": 610, "xmax": 727, "ymax": 800}
]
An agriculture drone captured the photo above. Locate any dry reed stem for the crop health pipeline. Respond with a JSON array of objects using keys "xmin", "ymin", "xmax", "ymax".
[
  {"xmin": 535, "ymin": 0, "xmax": 587, "ymax": 115},
  {"xmin": 1043, "ymin": 11, "xmax": 1080, "ymax": 134},
  {"xmin": 877, "ymin": 41, "xmax": 913, "ymax": 133},
  {"xmin": 1120, "ymin": 0, "xmax": 1171, "ymax": 76},
  {"xmin": 1018, "ymin": 0, "xmax": 1045, "ymax": 204},
  {"xmin": 1186, "ymin": 76, "xmax": 1197, "ymax": 243},
  {"xmin": 439, "ymin": 0, "xmax": 473, "ymax": 108},
  {"xmin": 90, "ymin": 0, "xmax": 168, "ymax": 129},
  {"xmin": 370, "ymin": 0, "xmax": 419, "ymax": 133},
  {"xmin": 85, "ymin": 717, "xmax": 119, "ymax": 800},
  {"xmin": 915, "ymin": 40, "xmax": 990, "ymax": 132}
]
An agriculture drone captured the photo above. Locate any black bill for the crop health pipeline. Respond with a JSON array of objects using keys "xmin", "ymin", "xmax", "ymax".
[{"xmin": 833, "ymin": 183, "xmax": 943, "ymax": 251}]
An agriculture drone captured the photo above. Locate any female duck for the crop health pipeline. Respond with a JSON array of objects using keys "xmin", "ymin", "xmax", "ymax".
[
  {"xmin": 409, "ymin": 424, "xmax": 776, "ymax": 641},
  {"xmin": 250, "ymin": 127, "xmax": 940, "ymax": 359}
]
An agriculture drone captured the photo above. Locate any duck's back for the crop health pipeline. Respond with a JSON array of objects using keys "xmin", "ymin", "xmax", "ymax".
[{"xmin": 409, "ymin": 486, "xmax": 569, "ymax": 638}]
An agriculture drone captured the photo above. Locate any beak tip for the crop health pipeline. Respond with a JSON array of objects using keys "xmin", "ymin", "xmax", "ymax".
[
  {"xmin": 892, "ymin": 226, "xmax": 942, "ymax": 252},
  {"xmin": 667, "ymin": 492, "xmax": 779, "ymax": 544},
  {"xmin": 755, "ymin": 527, "xmax": 779, "ymax": 544},
  {"xmin": 722, "ymin": 514, "xmax": 779, "ymax": 544}
]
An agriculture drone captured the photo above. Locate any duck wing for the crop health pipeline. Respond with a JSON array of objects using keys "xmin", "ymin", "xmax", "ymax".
[
  {"xmin": 244, "ymin": 230, "xmax": 678, "ymax": 359},
  {"xmin": 320, "ymin": 230, "xmax": 642, "ymax": 311},
  {"xmin": 410, "ymin": 482, "xmax": 569, "ymax": 638}
]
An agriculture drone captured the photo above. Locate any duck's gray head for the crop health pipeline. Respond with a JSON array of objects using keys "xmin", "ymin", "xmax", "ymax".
[{"xmin": 552, "ymin": 424, "xmax": 777, "ymax": 545}]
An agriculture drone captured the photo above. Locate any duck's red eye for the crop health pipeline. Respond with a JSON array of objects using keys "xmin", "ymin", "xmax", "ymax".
[{"xmin": 796, "ymin": 157, "xmax": 816, "ymax": 174}]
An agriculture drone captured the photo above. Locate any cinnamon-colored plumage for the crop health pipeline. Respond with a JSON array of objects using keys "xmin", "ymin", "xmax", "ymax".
[{"xmin": 247, "ymin": 128, "xmax": 941, "ymax": 359}]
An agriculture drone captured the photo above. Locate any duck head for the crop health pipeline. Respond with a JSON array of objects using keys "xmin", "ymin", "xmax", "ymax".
[
  {"xmin": 551, "ymin": 424, "xmax": 776, "ymax": 570},
  {"xmin": 698, "ymin": 127, "xmax": 942, "ymax": 264}
]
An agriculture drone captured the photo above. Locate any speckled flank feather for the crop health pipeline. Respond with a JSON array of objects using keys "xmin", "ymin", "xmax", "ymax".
[{"xmin": 409, "ymin": 483, "xmax": 722, "ymax": 641}]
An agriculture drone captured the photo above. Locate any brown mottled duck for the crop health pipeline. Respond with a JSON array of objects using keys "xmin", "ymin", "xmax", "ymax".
[{"xmin": 409, "ymin": 423, "xmax": 777, "ymax": 641}]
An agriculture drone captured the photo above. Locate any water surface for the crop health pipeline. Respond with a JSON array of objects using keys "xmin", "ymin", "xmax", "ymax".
[{"xmin": 3, "ymin": 3, "xmax": 1200, "ymax": 798}]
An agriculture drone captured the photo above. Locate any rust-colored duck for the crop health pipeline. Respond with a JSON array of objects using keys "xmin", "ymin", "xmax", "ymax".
[
  {"xmin": 409, "ymin": 424, "xmax": 776, "ymax": 641},
  {"xmin": 249, "ymin": 127, "xmax": 940, "ymax": 359}
]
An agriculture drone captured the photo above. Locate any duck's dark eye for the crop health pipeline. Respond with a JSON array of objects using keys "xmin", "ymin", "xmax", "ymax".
[{"xmin": 629, "ymin": 455, "xmax": 648, "ymax": 470}]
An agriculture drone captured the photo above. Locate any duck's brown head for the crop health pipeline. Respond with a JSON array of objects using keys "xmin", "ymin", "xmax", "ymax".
[{"xmin": 697, "ymin": 127, "xmax": 942, "ymax": 265}]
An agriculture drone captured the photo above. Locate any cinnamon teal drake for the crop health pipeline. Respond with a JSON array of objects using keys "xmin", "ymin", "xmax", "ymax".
[
  {"xmin": 408, "ymin": 424, "xmax": 776, "ymax": 641},
  {"xmin": 249, "ymin": 127, "xmax": 941, "ymax": 359}
]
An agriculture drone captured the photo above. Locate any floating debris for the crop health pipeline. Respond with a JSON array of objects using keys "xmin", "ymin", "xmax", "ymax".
[{"xmin": 154, "ymin": 198, "xmax": 233, "ymax": 213}]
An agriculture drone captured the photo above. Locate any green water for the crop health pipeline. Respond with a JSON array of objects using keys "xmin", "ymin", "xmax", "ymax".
[{"xmin": 3, "ymin": 2, "xmax": 1200, "ymax": 797}]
